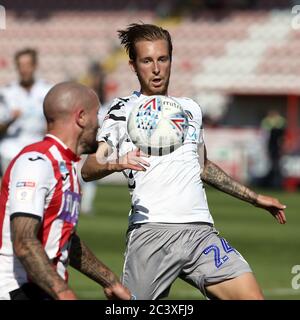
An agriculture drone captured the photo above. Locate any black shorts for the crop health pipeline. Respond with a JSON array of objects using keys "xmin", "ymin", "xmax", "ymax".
[{"xmin": 9, "ymin": 283, "xmax": 53, "ymax": 300}]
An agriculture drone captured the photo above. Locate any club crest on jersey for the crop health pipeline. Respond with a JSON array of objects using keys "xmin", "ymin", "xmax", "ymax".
[
  {"xmin": 59, "ymin": 190, "xmax": 81, "ymax": 225},
  {"xmin": 59, "ymin": 161, "xmax": 69, "ymax": 174}
]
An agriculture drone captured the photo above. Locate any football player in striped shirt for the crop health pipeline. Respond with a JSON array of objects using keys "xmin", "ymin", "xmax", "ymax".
[{"xmin": 0, "ymin": 82, "xmax": 131, "ymax": 300}]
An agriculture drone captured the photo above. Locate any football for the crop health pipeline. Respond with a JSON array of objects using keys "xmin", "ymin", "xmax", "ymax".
[{"xmin": 127, "ymin": 95, "xmax": 189, "ymax": 155}]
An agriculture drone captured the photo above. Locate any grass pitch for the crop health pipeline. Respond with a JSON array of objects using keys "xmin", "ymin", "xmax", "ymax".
[{"xmin": 69, "ymin": 184, "xmax": 300, "ymax": 300}]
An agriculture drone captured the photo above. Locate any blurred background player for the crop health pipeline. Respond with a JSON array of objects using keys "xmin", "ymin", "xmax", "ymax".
[
  {"xmin": 0, "ymin": 48, "xmax": 51, "ymax": 175},
  {"xmin": 0, "ymin": 89, "xmax": 8, "ymax": 177},
  {"xmin": 261, "ymin": 109, "xmax": 286, "ymax": 189},
  {"xmin": 81, "ymin": 23, "xmax": 286, "ymax": 300},
  {"xmin": 0, "ymin": 82, "xmax": 131, "ymax": 300}
]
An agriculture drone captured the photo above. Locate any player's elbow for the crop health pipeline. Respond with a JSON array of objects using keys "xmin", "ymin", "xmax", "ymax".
[
  {"xmin": 81, "ymin": 164, "xmax": 94, "ymax": 182},
  {"xmin": 12, "ymin": 237, "xmax": 30, "ymax": 259},
  {"xmin": 81, "ymin": 152, "xmax": 109, "ymax": 181}
]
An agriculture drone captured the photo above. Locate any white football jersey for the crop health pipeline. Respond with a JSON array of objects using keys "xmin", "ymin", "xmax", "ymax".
[
  {"xmin": 0, "ymin": 79, "xmax": 51, "ymax": 168},
  {"xmin": 97, "ymin": 92, "xmax": 213, "ymax": 225}
]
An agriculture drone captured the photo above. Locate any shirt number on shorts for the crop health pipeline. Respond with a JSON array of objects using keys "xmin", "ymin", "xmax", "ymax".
[{"xmin": 203, "ymin": 238, "xmax": 237, "ymax": 269}]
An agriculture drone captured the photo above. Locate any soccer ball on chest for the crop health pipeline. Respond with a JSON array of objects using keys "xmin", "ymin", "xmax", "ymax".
[{"xmin": 127, "ymin": 95, "xmax": 189, "ymax": 155}]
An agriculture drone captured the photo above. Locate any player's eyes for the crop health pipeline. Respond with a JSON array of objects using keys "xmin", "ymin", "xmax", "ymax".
[{"xmin": 159, "ymin": 57, "xmax": 169, "ymax": 62}]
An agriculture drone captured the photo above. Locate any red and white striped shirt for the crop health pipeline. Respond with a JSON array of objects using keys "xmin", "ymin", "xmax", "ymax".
[{"xmin": 0, "ymin": 134, "xmax": 81, "ymax": 295}]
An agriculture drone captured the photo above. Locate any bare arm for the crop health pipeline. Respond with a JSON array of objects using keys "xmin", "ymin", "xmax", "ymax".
[
  {"xmin": 11, "ymin": 215, "xmax": 77, "ymax": 300},
  {"xmin": 200, "ymin": 145, "xmax": 286, "ymax": 224},
  {"xmin": 81, "ymin": 142, "xmax": 149, "ymax": 182},
  {"xmin": 69, "ymin": 233, "xmax": 131, "ymax": 300},
  {"xmin": 201, "ymin": 159, "xmax": 258, "ymax": 205}
]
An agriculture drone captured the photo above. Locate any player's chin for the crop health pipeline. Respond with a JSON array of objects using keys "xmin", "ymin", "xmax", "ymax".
[{"xmin": 150, "ymin": 84, "xmax": 167, "ymax": 95}]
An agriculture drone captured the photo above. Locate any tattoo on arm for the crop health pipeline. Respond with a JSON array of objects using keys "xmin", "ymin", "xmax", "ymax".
[
  {"xmin": 11, "ymin": 216, "xmax": 71, "ymax": 299},
  {"xmin": 201, "ymin": 159, "xmax": 258, "ymax": 205},
  {"xmin": 69, "ymin": 233, "xmax": 119, "ymax": 288}
]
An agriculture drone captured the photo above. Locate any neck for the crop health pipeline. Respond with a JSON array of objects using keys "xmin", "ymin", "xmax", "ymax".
[
  {"xmin": 20, "ymin": 79, "xmax": 35, "ymax": 91},
  {"xmin": 47, "ymin": 128, "xmax": 79, "ymax": 156},
  {"xmin": 140, "ymin": 89, "xmax": 168, "ymax": 96}
]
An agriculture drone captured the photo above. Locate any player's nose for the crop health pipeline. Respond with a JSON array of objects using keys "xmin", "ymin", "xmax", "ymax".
[{"xmin": 152, "ymin": 61, "xmax": 160, "ymax": 74}]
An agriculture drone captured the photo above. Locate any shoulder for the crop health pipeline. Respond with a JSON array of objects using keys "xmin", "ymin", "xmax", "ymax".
[
  {"xmin": 173, "ymin": 96, "xmax": 200, "ymax": 107},
  {"xmin": 2, "ymin": 82, "xmax": 18, "ymax": 94},
  {"xmin": 172, "ymin": 96, "xmax": 203, "ymax": 117},
  {"xmin": 108, "ymin": 95, "xmax": 132, "ymax": 109},
  {"xmin": 12, "ymin": 151, "xmax": 53, "ymax": 178},
  {"xmin": 103, "ymin": 95, "xmax": 134, "ymax": 122},
  {"xmin": 35, "ymin": 79, "xmax": 52, "ymax": 92}
]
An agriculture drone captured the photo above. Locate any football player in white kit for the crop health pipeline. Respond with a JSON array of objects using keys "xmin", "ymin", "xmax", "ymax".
[
  {"xmin": 0, "ymin": 48, "xmax": 51, "ymax": 174},
  {"xmin": 81, "ymin": 23, "xmax": 286, "ymax": 300}
]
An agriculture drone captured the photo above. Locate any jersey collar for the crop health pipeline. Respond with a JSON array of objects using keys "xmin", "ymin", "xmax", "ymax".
[
  {"xmin": 44, "ymin": 134, "xmax": 80, "ymax": 161},
  {"xmin": 133, "ymin": 91, "xmax": 142, "ymax": 97},
  {"xmin": 133, "ymin": 91, "xmax": 169, "ymax": 97}
]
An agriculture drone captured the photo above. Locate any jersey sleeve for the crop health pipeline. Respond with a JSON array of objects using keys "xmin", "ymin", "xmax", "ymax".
[
  {"xmin": 191, "ymin": 99, "xmax": 205, "ymax": 145},
  {"xmin": 97, "ymin": 98, "xmax": 128, "ymax": 155},
  {"xmin": 9, "ymin": 152, "xmax": 55, "ymax": 220},
  {"xmin": 178, "ymin": 97, "xmax": 205, "ymax": 145}
]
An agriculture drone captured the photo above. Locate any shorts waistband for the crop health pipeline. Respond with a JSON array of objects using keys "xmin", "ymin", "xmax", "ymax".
[{"xmin": 129, "ymin": 222, "xmax": 213, "ymax": 231}]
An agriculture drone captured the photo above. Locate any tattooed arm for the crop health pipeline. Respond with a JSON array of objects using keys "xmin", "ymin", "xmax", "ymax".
[
  {"xmin": 11, "ymin": 215, "xmax": 77, "ymax": 300},
  {"xmin": 69, "ymin": 233, "xmax": 131, "ymax": 300},
  {"xmin": 200, "ymin": 145, "xmax": 286, "ymax": 224}
]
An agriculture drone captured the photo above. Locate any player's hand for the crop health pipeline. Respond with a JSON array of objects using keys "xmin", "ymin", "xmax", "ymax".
[
  {"xmin": 103, "ymin": 283, "xmax": 132, "ymax": 300},
  {"xmin": 254, "ymin": 194, "xmax": 287, "ymax": 224},
  {"xmin": 57, "ymin": 289, "xmax": 77, "ymax": 300},
  {"xmin": 112, "ymin": 149, "xmax": 150, "ymax": 172}
]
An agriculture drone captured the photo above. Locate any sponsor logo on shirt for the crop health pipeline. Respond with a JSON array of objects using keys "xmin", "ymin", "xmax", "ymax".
[
  {"xmin": 16, "ymin": 181, "xmax": 36, "ymax": 188},
  {"xmin": 59, "ymin": 161, "xmax": 70, "ymax": 181},
  {"xmin": 58, "ymin": 190, "xmax": 81, "ymax": 225},
  {"xmin": 15, "ymin": 181, "xmax": 36, "ymax": 202},
  {"xmin": 59, "ymin": 161, "xmax": 69, "ymax": 174}
]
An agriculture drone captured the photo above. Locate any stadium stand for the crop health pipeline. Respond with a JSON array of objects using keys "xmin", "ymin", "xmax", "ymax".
[
  {"xmin": 1, "ymin": 0, "xmax": 299, "ymax": 187},
  {"xmin": 0, "ymin": 3, "xmax": 297, "ymax": 97}
]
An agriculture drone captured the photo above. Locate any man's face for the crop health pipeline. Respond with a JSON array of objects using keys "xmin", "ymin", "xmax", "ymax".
[
  {"xmin": 130, "ymin": 39, "xmax": 171, "ymax": 96},
  {"xmin": 16, "ymin": 54, "xmax": 36, "ymax": 86},
  {"xmin": 81, "ymin": 94, "xmax": 100, "ymax": 154}
]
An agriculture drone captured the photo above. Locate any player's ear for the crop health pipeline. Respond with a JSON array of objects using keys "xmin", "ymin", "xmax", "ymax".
[
  {"xmin": 129, "ymin": 60, "xmax": 137, "ymax": 74},
  {"xmin": 75, "ymin": 108, "xmax": 86, "ymax": 128}
]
